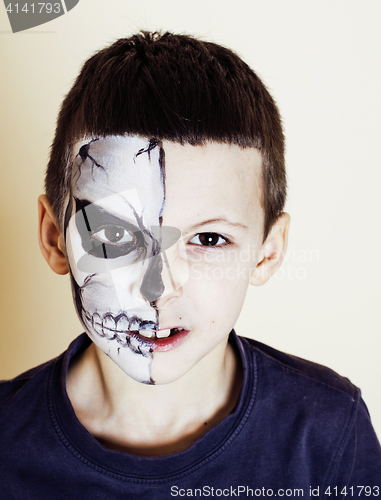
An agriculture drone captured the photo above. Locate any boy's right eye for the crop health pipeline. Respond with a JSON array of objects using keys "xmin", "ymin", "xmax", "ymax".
[
  {"xmin": 87, "ymin": 226, "xmax": 146, "ymax": 260},
  {"xmin": 93, "ymin": 226, "xmax": 134, "ymax": 245},
  {"xmin": 189, "ymin": 233, "xmax": 229, "ymax": 247}
]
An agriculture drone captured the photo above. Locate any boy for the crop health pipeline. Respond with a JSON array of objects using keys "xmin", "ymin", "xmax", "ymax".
[{"xmin": 0, "ymin": 31, "xmax": 380, "ymax": 496}]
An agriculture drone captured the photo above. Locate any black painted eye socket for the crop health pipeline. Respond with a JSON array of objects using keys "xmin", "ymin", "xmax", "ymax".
[
  {"xmin": 72, "ymin": 199, "xmax": 181, "ymax": 264},
  {"xmin": 74, "ymin": 204, "xmax": 147, "ymax": 260}
]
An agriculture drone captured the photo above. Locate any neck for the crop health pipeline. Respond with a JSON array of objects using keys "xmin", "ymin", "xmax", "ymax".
[{"xmin": 66, "ymin": 336, "xmax": 242, "ymax": 456}]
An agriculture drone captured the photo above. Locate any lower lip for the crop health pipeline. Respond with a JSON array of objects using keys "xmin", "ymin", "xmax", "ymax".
[{"xmin": 137, "ymin": 329, "xmax": 190, "ymax": 352}]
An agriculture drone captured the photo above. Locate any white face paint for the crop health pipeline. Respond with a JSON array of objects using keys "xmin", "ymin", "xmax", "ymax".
[
  {"xmin": 64, "ymin": 135, "xmax": 186, "ymax": 384},
  {"xmin": 64, "ymin": 137, "xmax": 266, "ymax": 387}
]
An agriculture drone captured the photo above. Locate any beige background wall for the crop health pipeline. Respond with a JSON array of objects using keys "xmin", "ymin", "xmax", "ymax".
[{"xmin": 1, "ymin": 0, "xmax": 380, "ymax": 438}]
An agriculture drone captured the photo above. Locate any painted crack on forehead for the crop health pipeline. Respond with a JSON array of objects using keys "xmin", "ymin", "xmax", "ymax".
[{"xmin": 73, "ymin": 138, "xmax": 108, "ymax": 184}]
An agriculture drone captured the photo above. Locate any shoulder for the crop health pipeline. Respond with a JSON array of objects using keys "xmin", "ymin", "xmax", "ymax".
[
  {"xmin": 237, "ymin": 334, "xmax": 357, "ymax": 399},
  {"xmin": 0, "ymin": 357, "xmax": 59, "ymax": 412},
  {"xmin": 235, "ymin": 334, "xmax": 381, "ymax": 484},
  {"xmin": 0, "ymin": 334, "xmax": 88, "ymax": 412},
  {"xmin": 235, "ymin": 334, "xmax": 359, "ymax": 459}
]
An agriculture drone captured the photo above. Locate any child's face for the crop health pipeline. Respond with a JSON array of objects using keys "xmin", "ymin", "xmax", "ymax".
[{"xmin": 64, "ymin": 136, "xmax": 264, "ymax": 385}]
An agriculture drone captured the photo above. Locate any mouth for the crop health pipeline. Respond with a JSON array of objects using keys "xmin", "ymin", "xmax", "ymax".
[
  {"xmin": 136, "ymin": 327, "xmax": 190, "ymax": 352},
  {"xmin": 138, "ymin": 327, "xmax": 183, "ymax": 339},
  {"xmin": 87, "ymin": 312, "xmax": 190, "ymax": 353}
]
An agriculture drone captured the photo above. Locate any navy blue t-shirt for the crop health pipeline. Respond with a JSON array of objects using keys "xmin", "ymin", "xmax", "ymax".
[{"xmin": 0, "ymin": 332, "xmax": 380, "ymax": 498}]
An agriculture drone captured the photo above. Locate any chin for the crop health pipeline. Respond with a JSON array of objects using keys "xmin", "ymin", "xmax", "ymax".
[{"xmin": 149, "ymin": 358, "xmax": 196, "ymax": 386}]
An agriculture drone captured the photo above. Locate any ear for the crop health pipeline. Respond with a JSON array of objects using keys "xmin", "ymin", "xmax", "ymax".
[
  {"xmin": 38, "ymin": 194, "xmax": 69, "ymax": 275},
  {"xmin": 250, "ymin": 213, "xmax": 290, "ymax": 286}
]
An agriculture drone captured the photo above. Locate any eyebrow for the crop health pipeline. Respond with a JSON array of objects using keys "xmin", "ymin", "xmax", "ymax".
[{"xmin": 187, "ymin": 218, "xmax": 248, "ymax": 232}]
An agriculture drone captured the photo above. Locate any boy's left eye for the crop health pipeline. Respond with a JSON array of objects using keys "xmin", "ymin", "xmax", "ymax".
[{"xmin": 189, "ymin": 232, "xmax": 228, "ymax": 247}]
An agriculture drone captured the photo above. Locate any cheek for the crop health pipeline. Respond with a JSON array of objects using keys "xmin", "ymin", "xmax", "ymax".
[
  {"xmin": 71, "ymin": 264, "xmax": 153, "ymax": 312},
  {"xmin": 186, "ymin": 258, "xmax": 251, "ymax": 320},
  {"xmin": 79, "ymin": 277, "xmax": 119, "ymax": 309},
  {"xmin": 187, "ymin": 256, "xmax": 253, "ymax": 292}
]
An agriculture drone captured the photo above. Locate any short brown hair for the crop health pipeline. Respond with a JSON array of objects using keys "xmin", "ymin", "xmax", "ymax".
[{"xmin": 45, "ymin": 31, "xmax": 286, "ymax": 239}]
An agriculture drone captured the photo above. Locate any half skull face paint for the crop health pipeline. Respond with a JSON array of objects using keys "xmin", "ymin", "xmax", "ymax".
[{"xmin": 63, "ymin": 135, "xmax": 187, "ymax": 384}]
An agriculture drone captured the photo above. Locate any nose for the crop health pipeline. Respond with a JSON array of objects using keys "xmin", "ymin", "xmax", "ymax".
[
  {"xmin": 139, "ymin": 227, "xmax": 188, "ymax": 309},
  {"xmin": 140, "ymin": 254, "xmax": 165, "ymax": 305}
]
